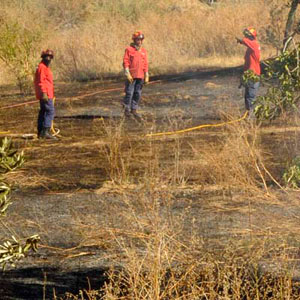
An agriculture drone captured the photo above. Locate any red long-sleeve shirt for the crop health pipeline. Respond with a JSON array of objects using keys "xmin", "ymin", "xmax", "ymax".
[
  {"xmin": 242, "ymin": 37, "xmax": 261, "ymax": 75},
  {"xmin": 34, "ymin": 61, "xmax": 54, "ymax": 99},
  {"xmin": 123, "ymin": 45, "xmax": 148, "ymax": 79}
]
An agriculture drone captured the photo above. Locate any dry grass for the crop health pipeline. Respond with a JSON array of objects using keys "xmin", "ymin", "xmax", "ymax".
[
  {"xmin": 97, "ymin": 111, "xmax": 272, "ymax": 193},
  {"xmin": 56, "ymin": 112, "xmax": 300, "ymax": 299},
  {"xmin": 51, "ymin": 0, "xmax": 271, "ymax": 80},
  {"xmin": 193, "ymin": 117, "xmax": 267, "ymax": 193},
  {"xmin": 0, "ymin": 0, "xmax": 286, "ymax": 83},
  {"xmin": 63, "ymin": 188, "xmax": 300, "ymax": 299}
]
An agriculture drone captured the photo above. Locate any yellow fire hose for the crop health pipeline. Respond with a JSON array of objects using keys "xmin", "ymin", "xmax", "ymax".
[
  {"xmin": 0, "ymin": 78, "xmax": 249, "ymax": 139},
  {"xmin": 0, "ymin": 108, "xmax": 249, "ymax": 139},
  {"xmin": 146, "ymin": 111, "xmax": 249, "ymax": 137},
  {"xmin": 50, "ymin": 97, "xmax": 60, "ymax": 137}
]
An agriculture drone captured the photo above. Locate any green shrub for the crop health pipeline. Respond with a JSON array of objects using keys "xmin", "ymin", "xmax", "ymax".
[
  {"xmin": 254, "ymin": 44, "xmax": 300, "ymax": 120},
  {"xmin": 0, "ymin": 138, "xmax": 40, "ymax": 270},
  {"xmin": 0, "ymin": 137, "xmax": 24, "ymax": 173},
  {"xmin": 283, "ymin": 156, "xmax": 300, "ymax": 188},
  {"xmin": 0, "ymin": 18, "xmax": 42, "ymax": 94},
  {"xmin": 0, "ymin": 182, "xmax": 11, "ymax": 217}
]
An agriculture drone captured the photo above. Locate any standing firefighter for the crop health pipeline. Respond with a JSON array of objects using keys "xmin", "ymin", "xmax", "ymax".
[
  {"xmin": 34, "ymin": 49, "xmax": 57, "ymax": 140},
  {"xmin": 236, "ymin": 27, "xmax": 261, "ymax": 118},
  {"xmin": 123, "ymin": 31, "xmax": 149, "ymax": 121}
]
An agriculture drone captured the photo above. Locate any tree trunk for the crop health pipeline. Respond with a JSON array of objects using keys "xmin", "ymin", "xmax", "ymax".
[{"xmin": 283, "ymin": 0, "xmax": 299, "ymax": 48}]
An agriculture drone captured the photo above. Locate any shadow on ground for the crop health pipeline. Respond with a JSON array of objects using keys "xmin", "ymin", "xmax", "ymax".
[{"xmin": 0, "ymin": 266, "xmax": 108, "ymax": 300}]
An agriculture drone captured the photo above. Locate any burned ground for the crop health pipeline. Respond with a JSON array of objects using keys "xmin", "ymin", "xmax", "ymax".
[{"xmin": 0, "ymin": 68, "xmax": 300, "ymax": 299}]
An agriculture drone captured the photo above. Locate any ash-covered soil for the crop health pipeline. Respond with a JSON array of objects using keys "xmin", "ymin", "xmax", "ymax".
[{"xmin": 0, "ymin": 68, "xmax": 300, "ymax": 299}]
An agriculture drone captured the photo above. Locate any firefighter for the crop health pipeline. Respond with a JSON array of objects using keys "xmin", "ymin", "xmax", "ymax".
[
  {"xmin": 236, "ymin": 27, "xmax": 261, "ymax": 118},
  {"xmin": 123, "ymin": 31, "xmax": 149, "ymax": 121},
  {"xmin": 34, "ymin": 49, "xmax": 57, "ymax": 139}
]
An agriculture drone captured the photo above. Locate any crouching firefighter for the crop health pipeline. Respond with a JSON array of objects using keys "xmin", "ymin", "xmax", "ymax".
[
  {"xmin": 123, "ymin": 31, "xmax": 149, "ymax": 121},
  {"xmin": 236, "ymin": 27, "xmax": 261, "ymax": 119},
  {"xmin": 34, "ymin": 49, "xmax": 57, "ymax": 140}
]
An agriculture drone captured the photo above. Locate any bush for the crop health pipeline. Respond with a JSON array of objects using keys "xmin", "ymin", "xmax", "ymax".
[
  {"xmin": 0, "ymin": 137, "xmax": 25, "ymax": 173},
  {"xmin": 0, "ymin": 17, "xmax": 42, "ymax": 94},
  {"xmin": 283, "ymin": 156, "xmax": 300, "ymax": 188},
  {"xmin": 0, "ymin": 137, "xmax": 40, "ymax": 270},
  {"xmin": 254, "ymin": 42, "xmax": 300, "ymax": 120}
]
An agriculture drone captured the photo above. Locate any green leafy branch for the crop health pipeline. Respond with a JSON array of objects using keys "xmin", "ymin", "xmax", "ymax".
[
  {"xmin": 283, "ymin": 156, "xmax": 300, "ymax": 188},
  {"xmin": 0, "ymin": 137, "xmax": 40, "ymax": 270},
  {"xmin": 0, "ymin": 137, "xmax": 24, "ymax": 173},
  {"xmin": 241, "ymin": 69, "xmax": 261, "ymax": 86},
  {"xmin": 0, "ymin": 182, "xmax": 11, "ymax": 217},
  {"xmin": 254, "ymin": 40, "xmax": 300, "ymax": 120},
  {"xmin": 0, "ymin": 235, "xmax": 40, "ymax": 270}
]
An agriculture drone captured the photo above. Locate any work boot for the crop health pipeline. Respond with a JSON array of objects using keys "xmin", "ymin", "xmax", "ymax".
[
  {"xmin": 124, "ymin": 109, "xmax": 132, "ymax": 119},
  {"xmin": 131, "ymin": 109, "xmax": 142, "ymax": 122},
  {"xmin": 40, "ymin": 127, "xmax": 58, "ymax": 140},
  {"xmin": 248, "ymin": 109, "xmax": 256, "ymax": 121},
  {"xmin": 38, "ymin": 128, "xmax": 46, "ymax": 139}
]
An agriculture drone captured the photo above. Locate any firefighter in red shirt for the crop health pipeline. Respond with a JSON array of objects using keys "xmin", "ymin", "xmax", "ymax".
[
  {"xmin": 123, "ymin": 31, "xmax": 149, "ymax": 121},
  {"xmin": 34, "ymin": 49, "xmax": 57, "ymax": 139},
  {"xmin": 236, "ymin": 27, "xmax": 261, "ymax": 117}
]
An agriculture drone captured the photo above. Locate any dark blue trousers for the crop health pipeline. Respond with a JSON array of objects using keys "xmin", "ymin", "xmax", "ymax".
[
  {"xmin": 123, "ymin": 79, "xmax": 143, "ymax": 111},
  {"xmin": 37, "ymin": 99, "xmax": 55, "ymax": 134},
  {"xmin": 245, "ymin": 81, "xmax": 260, "ymax": 111}
]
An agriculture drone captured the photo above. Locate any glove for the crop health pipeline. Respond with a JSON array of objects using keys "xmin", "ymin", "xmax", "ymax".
[
  {"xmin": 42, "ymin": 92, "xmax": 48, "ymax": 101},
  {"xmin": 236, "ymin": 37, "xmax": 243, "ymax": 44},
  {"xmin": 144, "ymin": 72, "xmax": 149, "ymax": 85},
  {"xmin": 126, "ymin": 73, "xmax": 134, "ymax": 83},
  {"xmin": 124, "ymin": 68, "xmax": 133, "ymax": 83}
]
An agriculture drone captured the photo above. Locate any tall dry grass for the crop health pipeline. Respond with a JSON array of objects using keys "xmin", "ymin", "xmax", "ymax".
[
  {"xmin": 57, "ymin": 114, "xmax": 300, "ymax": 299},
  {"xmin": 193, "ymin": 117, "xmax": 268, "ymax": 193},
  {"xmin": 99, "ymin": 112, "xmax": 271, "ymax": 194},
  {"xmin": 0, "ymin": 0, "xmax": 289, "ymax": 83},
  {"xmin": 98, "ymin": 115, "xmax": 196, "ymax": 188},
  {"xmin": 52, "ymin": 0, "xmax": 271, "ymax": 80}
]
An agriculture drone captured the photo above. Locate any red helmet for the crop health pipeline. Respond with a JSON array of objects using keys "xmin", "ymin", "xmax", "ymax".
[
  {"xmin": 132, "ymin": 31, "xmax": 144, "ymax": 40},
  {"xmin": 243, "ymin": 27, "xmax": 257, "ymax": 38},
  {"xmin": 41, "ymin": 49, "xmax": 54, "ymax": 58}
]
